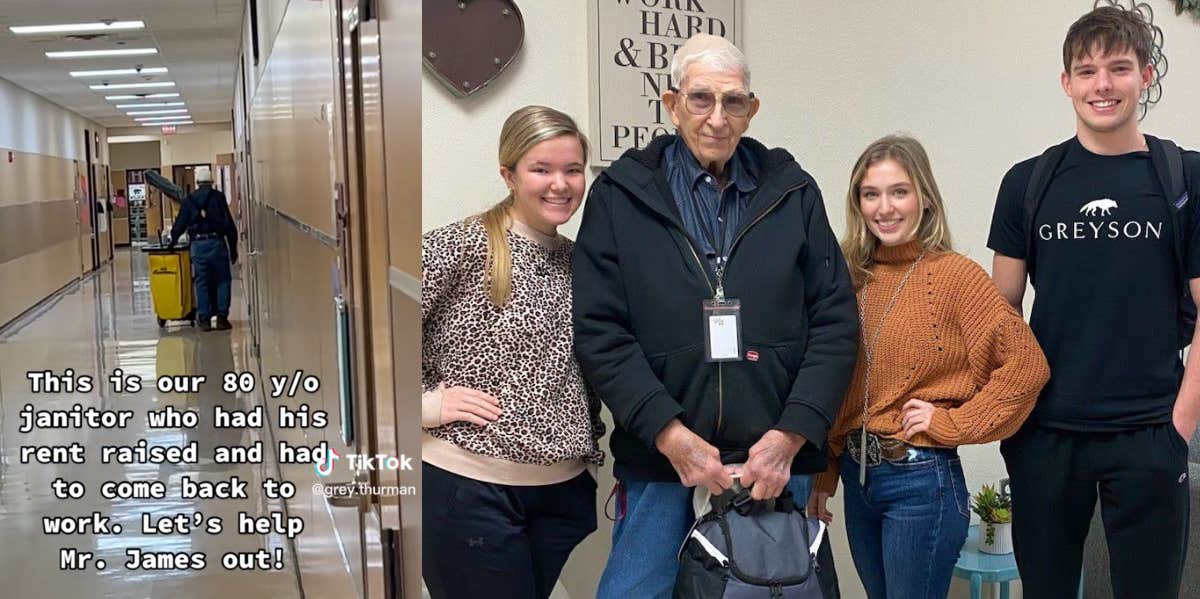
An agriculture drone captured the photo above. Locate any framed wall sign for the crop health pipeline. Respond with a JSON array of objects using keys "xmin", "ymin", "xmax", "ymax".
[{"xmin": 588, "ymin": 0, "xmax": 742, "ymax": 166}]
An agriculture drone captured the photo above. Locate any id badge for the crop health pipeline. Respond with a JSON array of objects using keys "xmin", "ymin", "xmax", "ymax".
[{"xmin": 703, "ymin": 298, "xmax": 743, "ymax": 362}]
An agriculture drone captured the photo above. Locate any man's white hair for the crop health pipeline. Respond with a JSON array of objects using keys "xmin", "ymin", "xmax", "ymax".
[{"xmin": 669, "ymin": 35, "xmax": 751, "ymax": 90}]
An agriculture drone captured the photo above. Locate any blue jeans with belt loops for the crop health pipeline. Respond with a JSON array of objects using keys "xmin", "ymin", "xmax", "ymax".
[
  {"xmin": 189, "ymin": 237, "xmax": 231, "ymax": 320},
  {"xmin": 839, "ymin": 447, "xmax": 970, "ymax": 599}
]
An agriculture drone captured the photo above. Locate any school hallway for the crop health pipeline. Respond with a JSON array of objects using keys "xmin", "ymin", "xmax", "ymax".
[
  {"xmin": 0, "ymin": 0, "xmax": 421, "ymax": 595},
  {"xmin": 0, "ymin": 248, "xmax": 301, "ymax": 598}
]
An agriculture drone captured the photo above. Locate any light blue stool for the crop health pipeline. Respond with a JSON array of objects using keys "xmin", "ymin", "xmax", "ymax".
[{"xmin": 954, "ymin": 525, "xmax": 1084, "ymax": 599}]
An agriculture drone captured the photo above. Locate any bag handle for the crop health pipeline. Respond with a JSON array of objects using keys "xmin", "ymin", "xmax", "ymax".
[{"xmin": 710, "ymin": 485, "xmax": 798, "ymax": 517}]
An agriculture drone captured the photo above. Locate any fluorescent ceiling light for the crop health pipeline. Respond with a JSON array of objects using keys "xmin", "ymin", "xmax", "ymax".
[
  {"xmin": 89, "ymin": 81, "xmax": 175, "ymax": 90},
  {"xmin": 71, "ymin": 67, "xmax": 167, "ymax": 78},
  {"xmin": 108, "ymin": 135, "xmax": 161, "ymax": 143},
  {"xmin": 105, "ymin": 92, "xmax": 179, "ymax": 100},
  {"xmin": 126, "ymin": 109, "xmax": 188, "ymax": 115},
  {"xmin": 11, "ymin": 21, "xmax": 145, "ymax": 35},
  {"xmin": 141, "ymin": 121, "xmax": 192, "ymax": 127},
  {"xmin": 46, "ymin": 48, "xmax": 157, "ymax": 59},
  {"xmin": 115, "ymin": 101, "xmax": 185, "ymax": 108},
  {"xmin": 136, "ymin": 115, "xmax": 191, "ymax": 121}
]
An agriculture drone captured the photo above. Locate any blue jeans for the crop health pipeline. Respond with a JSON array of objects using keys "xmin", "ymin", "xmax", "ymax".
[
  {"xmin": 597, "ymin": 474, "xmax": 812, "ymax": 599},
  {"xmin": 190, "ymin": 238, "xmax": 231, "ymax": 320},
  {"xmin": 839, "ymin": 448, "xmax": 969, "ymax": 599}
]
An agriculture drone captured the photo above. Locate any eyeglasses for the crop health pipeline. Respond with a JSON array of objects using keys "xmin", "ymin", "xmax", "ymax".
[{"xmin": 670, "ymin": 87, "xmax": 756, "ymax": 117}]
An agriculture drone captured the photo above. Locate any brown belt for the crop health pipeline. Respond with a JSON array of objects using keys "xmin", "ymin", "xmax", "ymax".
[{"xmin": 846, "ymin": 431, "xmax": 911, "ymax": 467}]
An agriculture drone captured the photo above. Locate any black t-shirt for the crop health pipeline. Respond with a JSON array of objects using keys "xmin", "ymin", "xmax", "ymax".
[{"xmin": 988, "ymin": 138, "xmax": 1197, "ymax": 431}]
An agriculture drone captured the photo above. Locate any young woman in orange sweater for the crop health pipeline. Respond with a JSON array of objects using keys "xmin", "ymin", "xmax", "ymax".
[{"xmin": 807, "ymin": 135, "xmax": 1050, "ymax": 599}]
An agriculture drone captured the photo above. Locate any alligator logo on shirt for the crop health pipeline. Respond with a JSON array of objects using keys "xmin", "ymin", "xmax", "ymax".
[{"xmin": 1079, "ymin": 199, "xmax": 1118, "ymax": 216}]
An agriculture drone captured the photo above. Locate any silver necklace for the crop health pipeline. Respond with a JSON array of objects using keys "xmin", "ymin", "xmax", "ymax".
[{"xmin": 855, "ymin": 250, "xmax": 926, "ymax": 485}]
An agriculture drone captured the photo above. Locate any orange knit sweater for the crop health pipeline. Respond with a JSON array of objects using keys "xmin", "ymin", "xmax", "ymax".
[{"xmin": 813, "ymin": 240, "xmax": 1049, "ymax": 496}]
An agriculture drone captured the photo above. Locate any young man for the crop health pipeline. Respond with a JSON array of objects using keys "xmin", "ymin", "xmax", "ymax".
[{"xmin": 987, "ymin": 7, "xmax": 1199, "ymax": 598}]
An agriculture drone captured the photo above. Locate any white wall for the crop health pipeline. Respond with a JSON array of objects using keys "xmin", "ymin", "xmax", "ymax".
[
  {"xmin": 422, "ymin": 2, "xmax": 591, "ymax": 232},
  {"xmin": 0, "ymin": 76, "xmax": 108, "ymax": 163},
  {"xmin": 422, "ymin": 3, "xmax": 1200, "ymax": 597}
]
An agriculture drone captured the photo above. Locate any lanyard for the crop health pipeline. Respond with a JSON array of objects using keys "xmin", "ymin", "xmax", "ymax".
[{"xmin": 694, "ymin": 178, "xmax": 735, "ymax": 274}]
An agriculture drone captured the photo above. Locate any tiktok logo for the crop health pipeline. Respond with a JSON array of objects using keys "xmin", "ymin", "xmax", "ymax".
[{"xmin": 314, "ymin": 448, "xmax": 341, "ymax": 477}]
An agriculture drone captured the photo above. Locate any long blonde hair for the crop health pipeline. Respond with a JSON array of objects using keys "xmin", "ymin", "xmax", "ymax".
[
  {"xmin": 482, "ymin": 105, "xmax": 590, "ymax": 306},
  {"xmin": 841, "ymin": 134, "xmax": 953, "ymax": 288}
]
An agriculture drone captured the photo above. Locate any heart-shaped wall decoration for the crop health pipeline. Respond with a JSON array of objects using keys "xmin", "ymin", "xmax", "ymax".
[{"xmin": 423, "ymin": 0, "xmax": 525, "ymax": 98}]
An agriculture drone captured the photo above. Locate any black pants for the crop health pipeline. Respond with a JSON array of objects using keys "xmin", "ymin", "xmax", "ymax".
[
  {"xmin": 1000, "ymin": 423, "xmax": 1190, "ymax": 599},
  {"xmin": 422, "ymin": 462, "xmax": 597, "ymax": 599}
]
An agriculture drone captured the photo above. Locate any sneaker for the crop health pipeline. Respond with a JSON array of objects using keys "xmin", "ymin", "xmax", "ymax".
[
  {"xmin": 215, "ymin": 316, "xmax": 233, "ymax": 331},
  {"xmin": 197, "ymin": 319, "xmax": 213, "ymax": 332}
]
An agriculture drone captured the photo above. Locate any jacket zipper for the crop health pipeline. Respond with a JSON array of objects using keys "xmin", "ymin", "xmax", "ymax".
[
  {"xmin": 715, "ymin": 184, "xmax": 804, "ymax": 434},
  {"xmin": 678, "ymin": 236, "xmax": 725, "ymax": 433},
  {"xmin": 718, "ymin": 364, "xmax": 724, "ymax": 433},
  {"xmin": 723, "ymin": 183, "xmax": 806, "ymax": 281},
  {"xmin": 676, "ymin": 182, "xmax": 806, "ymax": 438}
]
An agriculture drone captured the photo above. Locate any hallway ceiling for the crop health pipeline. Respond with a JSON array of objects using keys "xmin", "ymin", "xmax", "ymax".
[{"xmin": 0, "ymin": 0, "xmax": 243, "ymax": 128}]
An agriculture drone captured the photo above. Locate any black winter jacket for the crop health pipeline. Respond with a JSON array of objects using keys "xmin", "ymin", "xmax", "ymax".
[{"xmin": 572, "ymin": 135, "xmax": 859, "ymax": 481}]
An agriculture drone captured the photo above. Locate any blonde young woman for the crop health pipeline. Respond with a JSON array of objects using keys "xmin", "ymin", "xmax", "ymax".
[
  {"xmin": 806, "ymin": 135, "xmax": 1050, "ymax": 599},
  {"xmin": 420, "ymin": 105, "xmax": 604, "ymax": 599}
]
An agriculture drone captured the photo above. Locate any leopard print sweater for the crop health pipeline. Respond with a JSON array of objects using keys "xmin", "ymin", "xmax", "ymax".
[{"xmin": 422, "ymin": 217, "xmax": 604, "ymax": 471}]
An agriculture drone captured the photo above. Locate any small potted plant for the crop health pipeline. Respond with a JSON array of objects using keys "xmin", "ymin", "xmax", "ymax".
[{"xmin": 971, "ymin": 483, "xmax": 1013, "ymax": 554}]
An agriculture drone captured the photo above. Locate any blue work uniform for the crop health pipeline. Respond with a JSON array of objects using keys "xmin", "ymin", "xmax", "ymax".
[{"xmin": 169, "ymin": 183, "xmax": 238, "ymax": 320}]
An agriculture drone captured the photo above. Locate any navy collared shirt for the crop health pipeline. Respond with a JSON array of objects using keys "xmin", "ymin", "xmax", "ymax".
[{"xmin": 664, "ymin": 137, "xmax": 760, "ymax": 273}]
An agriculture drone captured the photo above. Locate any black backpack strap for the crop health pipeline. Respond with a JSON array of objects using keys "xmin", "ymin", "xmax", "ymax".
[
  {"xmin": 1145, "ymin": 135, "xmax": 1198, "ymax": 349},
  {"xmin": 1146, "ymin": 135, "xmax": 1187, "ymax": 205},
  {"xmin": 1145, "ymin": 135, "xmax": 1187, "ymax": 277},
  {"xmin": 1023, "ymin": 139, "xmax": 1073, "ymax": 276}
]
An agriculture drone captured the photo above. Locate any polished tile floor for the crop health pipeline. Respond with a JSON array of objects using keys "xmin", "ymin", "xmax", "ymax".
[{"xmin": 0, "ymin": 249, "xmax": 301, "ymax": 598}]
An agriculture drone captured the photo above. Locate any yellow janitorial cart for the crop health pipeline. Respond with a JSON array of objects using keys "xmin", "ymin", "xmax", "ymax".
[{"xmin": 142, "ymin": 243, "xmax": 196, "ymax": 327}]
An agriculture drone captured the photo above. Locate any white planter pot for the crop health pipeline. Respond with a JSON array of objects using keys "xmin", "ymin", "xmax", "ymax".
[{"xmin": 979, "ymin": 521, "xmax": 1013, "ymax": 555}]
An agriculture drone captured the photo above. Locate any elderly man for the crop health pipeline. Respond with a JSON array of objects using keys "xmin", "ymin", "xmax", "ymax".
[
  {"xmin": 573, "ymin": 34, "xmax": 858, "ymax": 597},
  {"xmin": 169, "ymin": 166, "xmax": 238, "ymax": 331}
]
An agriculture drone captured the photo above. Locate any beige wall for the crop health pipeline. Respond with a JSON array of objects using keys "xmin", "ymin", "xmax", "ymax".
[
  {"xmin": 108, "ymin": 126, "xmax": 234, "ymax": 170},
  {"xmin": 255, "ymin": 0, "xmax": 291, "ymax": 79},
  {"xmin": 0, "ymin": 77, "xmax": 108, "ymax": 328},
  {"xmin": 422, "ymin": 3, "xmax": 1200, "ymax": 598},
  {"xmin": 237, "ymin": 0, "xmax": 363, "ymax": 597},
  {"xmin": 161, "ymin": 129, "xmax": 234, "ymax": 166},
  {"xmin": 0, "ymin": 236, "xmax": 79, "ymax": 327},
  {"xmin": 237, "ymin": 2, "xmax": 429, "ymax": 596},
  {"xmin": 378, "ymin": 1, "xmax": 423, "ymax": 595},
  {"xmin": 249, "ymin": 0, "xmax": 337, "ymax": 235},
  {"xmin": 110, "ymin": 141, "xmax": 162, "ymax": 170}
]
